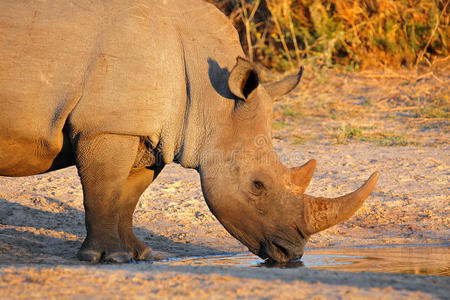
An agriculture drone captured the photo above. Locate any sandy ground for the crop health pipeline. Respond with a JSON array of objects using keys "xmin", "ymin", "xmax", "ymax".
[{"xmin": 1, "ymin": 68, "xmax": 449, "ymax": 299}]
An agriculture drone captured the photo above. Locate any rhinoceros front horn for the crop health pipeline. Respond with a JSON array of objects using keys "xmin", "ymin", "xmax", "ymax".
[{"xmin": 300, "ymin": 172, "xmax": 379, "ymax": 235}]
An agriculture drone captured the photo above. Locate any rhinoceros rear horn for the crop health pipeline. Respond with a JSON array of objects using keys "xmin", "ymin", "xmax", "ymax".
[
  {"xmin": 301, "ymin": 172, "xmax": 379, "ymax": 235},
  {"xmin": 228, "ymin": 57, "xmax": 259, "ymax": 99},
  {"xmin": 264, "ymin": 66, "xmax": 303, "ymax": 101},
  {"xmin": 290, "ymin": 159, "xmax": 316, "ymax": 194}
]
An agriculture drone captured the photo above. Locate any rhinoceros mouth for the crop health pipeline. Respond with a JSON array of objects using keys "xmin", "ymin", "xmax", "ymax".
[{"xmin": 255, "ymin": 239, "xmax": 303, "ymax": 263}]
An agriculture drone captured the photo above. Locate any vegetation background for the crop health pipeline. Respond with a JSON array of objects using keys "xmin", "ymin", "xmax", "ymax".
[
  {"xmin": 207, "ymin": 0, "xmax": 449, "ymax": 71},
  {"xmin": 206, "ymin": 0, "xmax": 449, "ymax": 148}
]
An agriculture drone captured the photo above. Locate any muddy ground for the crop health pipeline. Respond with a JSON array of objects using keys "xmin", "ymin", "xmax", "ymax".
[{"xmin": 1, "ymin": 66, "xmax": 449, "ymax": 299}]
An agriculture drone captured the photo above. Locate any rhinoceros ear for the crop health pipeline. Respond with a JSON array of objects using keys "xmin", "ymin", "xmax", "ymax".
[
  {"xmin": 264, "ymin": 66, "xmax": 303, "ymax": 101},
  {"xmin": 228, "ymin": 57, "xmax": 259, "ymax": 99}
]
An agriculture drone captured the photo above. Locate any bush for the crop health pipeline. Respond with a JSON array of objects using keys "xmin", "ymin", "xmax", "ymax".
[{"xmin": 207, "ymin": 0, "xmax": 449, "ymax": 71}]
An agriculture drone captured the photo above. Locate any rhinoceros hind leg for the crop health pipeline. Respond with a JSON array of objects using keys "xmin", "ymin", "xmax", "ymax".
[
  {"xmin": 74, "ymin": 134, "xmax": 140, "ymax": 263},
  {"xmin": 118, "ymin": 165, "xmax": 164, "ymax": 260}
]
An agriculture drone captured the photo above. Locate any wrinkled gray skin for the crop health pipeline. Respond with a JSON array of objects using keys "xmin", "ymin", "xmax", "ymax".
[{"xmin": 0, "ymin": 0, "xmax": 378, "ymax": 263}]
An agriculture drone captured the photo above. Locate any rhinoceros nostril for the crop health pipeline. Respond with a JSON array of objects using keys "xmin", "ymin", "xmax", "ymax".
[
  {"xmin": 295, "ymin": 225, "xmax": 306, "ymax": 240},
  {"xmin": 272, "ymin": 241, "xmax": 290, "ymax": 260}
]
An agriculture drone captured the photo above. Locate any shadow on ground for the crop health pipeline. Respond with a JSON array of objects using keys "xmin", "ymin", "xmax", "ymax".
[{"xmin": 0, "ymin": 198, "xmax": 224, "ymax": 265}]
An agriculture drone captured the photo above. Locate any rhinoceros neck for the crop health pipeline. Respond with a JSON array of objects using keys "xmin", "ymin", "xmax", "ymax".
[
  {"xmin": 170, "ymin": 3, "xmax": 245, "ymax": 169},
  {"xmin": 174, "ymin": 48, "xmax": 241, "ymax": 169}
]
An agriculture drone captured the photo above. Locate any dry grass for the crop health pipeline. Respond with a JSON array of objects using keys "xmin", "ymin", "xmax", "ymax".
[
  {"xmin": 270, "ymin": 63, "xmax": 449, "ymax": 146},
  {"xmin": 208, "ymin": 0, "xmax": 449, "ymax": 71}
]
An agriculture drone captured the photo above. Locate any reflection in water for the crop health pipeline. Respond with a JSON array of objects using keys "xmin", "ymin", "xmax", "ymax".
[
  {"xmin": 159, "ymin": 245, "xmax": 450, "ymax": 276},
  {"xmin": 259, "ymin": 259, "xmax": 304, "ymax": 269}
]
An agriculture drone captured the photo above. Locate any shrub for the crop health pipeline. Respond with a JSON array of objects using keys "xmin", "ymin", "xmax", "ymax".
[{"xmin": 207, "ymin": 0, "xmax": 449, "ymax": 71}]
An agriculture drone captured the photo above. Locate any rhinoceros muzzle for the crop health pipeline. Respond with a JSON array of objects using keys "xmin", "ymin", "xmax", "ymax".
[{"xmin": 258, "ymin": 237, "xmax": 307, "ymax": 263}]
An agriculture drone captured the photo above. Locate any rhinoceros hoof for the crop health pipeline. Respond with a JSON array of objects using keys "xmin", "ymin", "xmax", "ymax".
[
  {"xmin": 77, "ymin": 249, "xmax": 131, "ymax": 263},
  {"xmin": 77, "ymin": 249, "xmax": 102, "ymax": 262},
  {"xmin": 134, "ymin": 246, "xmax": 152, "ymax": 261},
  {"xmin": 103, "ymin": 251, "xmax": 132, "ymax": 263}
]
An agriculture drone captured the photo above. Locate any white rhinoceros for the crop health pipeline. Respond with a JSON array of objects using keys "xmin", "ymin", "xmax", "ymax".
[{"xmin": 0, "ymin": 0, "xmax": 378, "ymax": 263}]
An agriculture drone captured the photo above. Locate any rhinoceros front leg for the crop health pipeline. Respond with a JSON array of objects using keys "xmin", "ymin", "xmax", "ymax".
[
  {"xmin": 74, "ymin": 134, "xmax": 139, "ymax": 263},
  {"xmin": 118, "ymin": 165, "xmax": 164, "ymax": 260}
]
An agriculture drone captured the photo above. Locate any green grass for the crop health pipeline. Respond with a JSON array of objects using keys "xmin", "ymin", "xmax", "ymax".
[
  {"xmin": 362, "ymin": 99, "xmax": 373, "ymax": 108},
  {"xmin": 334, "ymin": 124, "xmax": 418, "ymax": 146},
  {"xmin": 415, "ymin": 105, "xmax": 449, "ymax": 119},
  {"xmin": 290, "ymin": 133, "xmax": 316, "ymax": 145},
  {"xmin": 414, "ymin": 95, "xmax": 449, "ymax": 119},
  {"xmin": 282, "ymin": 107, "xmax": 302, "ymax": 117},
  {"xmin": 359, "ymin": 134, "xmax": 419, "ymax": 146},
  {"xmin": 272, "ymin": 120, "xmax": 290, "ymax": 130},
  {"xmin": 291, "ymin": 137, "xmax": 306, "ymax": 145},
  {"xmin": 419, "ymin": 122, "xmax": 445, "ymax": 130},
  {"xmin": 329, "ymin": 110, "xmax": 350, "ymax": 120},
  {"xmin": 334, "ymin": 124, "xmax": 363, "ymax": 144}
]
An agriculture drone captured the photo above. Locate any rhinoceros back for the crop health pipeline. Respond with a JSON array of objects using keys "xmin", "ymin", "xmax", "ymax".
[
  {"xmin": 0, "ymin": 0, "xmax": 244, "ymax": 175},
  {"xmin": 0, "ymin": 0, "xmax": 191, "ymax": 175}
]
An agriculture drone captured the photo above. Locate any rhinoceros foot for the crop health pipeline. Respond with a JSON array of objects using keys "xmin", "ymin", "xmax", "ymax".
[
  {"xmin": 77, "ymin": 237, "xmax": 153, "ymax": 263},
  {"xmin": 77, "ymin": 235, "xmax": 132, "ymax": 263}
]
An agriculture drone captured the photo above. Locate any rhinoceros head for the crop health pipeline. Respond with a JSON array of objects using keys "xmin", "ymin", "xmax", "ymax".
[{"xmin": 198, "ymin": 57, "xmax": 379, "ymax": 263}]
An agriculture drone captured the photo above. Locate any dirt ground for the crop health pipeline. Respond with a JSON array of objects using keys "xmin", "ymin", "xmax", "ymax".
[{"xmin": 1, "ymin": 66, "xmax": 449, "ymax": 299}]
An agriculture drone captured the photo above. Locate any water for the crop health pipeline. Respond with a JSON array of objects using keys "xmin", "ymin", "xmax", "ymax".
[{"xmin": 158, "ymin": 245, "xmax": 450, "ymax": 276}]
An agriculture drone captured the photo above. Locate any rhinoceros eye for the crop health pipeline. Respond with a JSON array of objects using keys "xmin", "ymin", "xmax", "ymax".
[
  {"xmin": 253, "ymin": 180, "xmax": 265, "ymax": 190},
  {"xmin": 249, "ymin": 174, "xmax": 272, "ymax": 197},
  {"xmin": 250, "ymin": 180, "xmax": 266, "ymax": 197}
]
